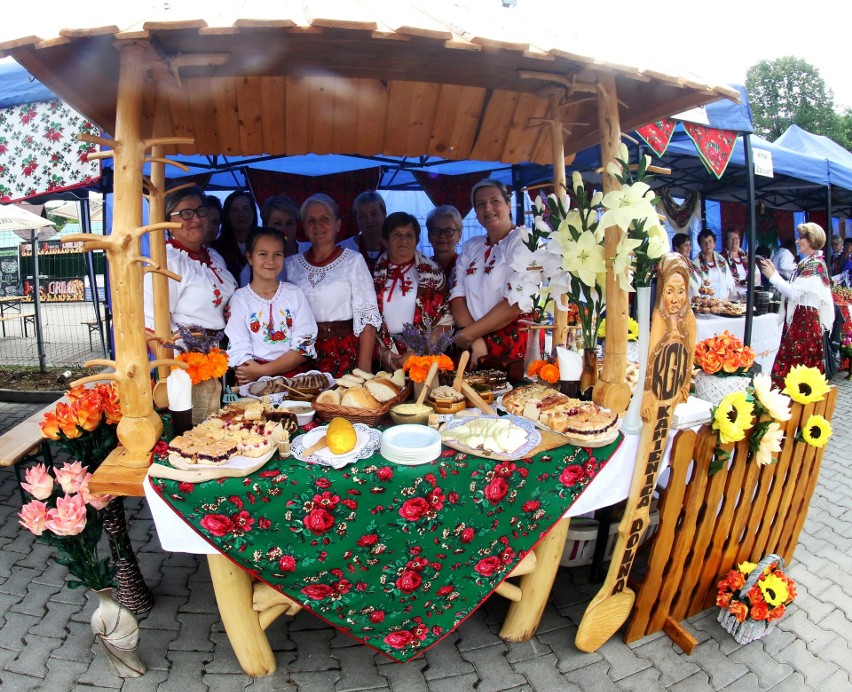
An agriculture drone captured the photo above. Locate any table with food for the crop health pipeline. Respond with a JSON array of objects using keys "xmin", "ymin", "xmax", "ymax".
[{"xmin": 144, "ymin": 361, "xmax": 669, "ymax": 665}]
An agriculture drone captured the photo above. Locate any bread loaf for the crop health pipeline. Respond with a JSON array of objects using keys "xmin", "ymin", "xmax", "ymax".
[
  {"xmin": 364, "ymin": 378, "xmax": 401, "ymax": 403},
  {"xmin": 315, "ymin": 389, "xmax": 341, "ymax": 406},
  {"xmin": 340, "ymin": 387, "xmax": 381, "ymax": 409}
]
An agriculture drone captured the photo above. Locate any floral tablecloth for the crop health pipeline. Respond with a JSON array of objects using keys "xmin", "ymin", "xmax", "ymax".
[{"xmin": 148, "ymin": 435, "xmax": 623, "ymax": 662}]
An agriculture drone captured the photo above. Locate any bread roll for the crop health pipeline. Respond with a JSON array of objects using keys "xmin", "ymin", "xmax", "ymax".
[
  {"xmin": 352, "ymin": 368, "xmax": 375, "ymax": 381},
  {"xmin": 340, "ymin": 387, "xmax": 381, "ymax": 409},
  {"xmin": 390, "ymin": 369, "xmax": 406, "ymax": 388},
  {"xmin": 364, "ymin": 378, "xmax": 400, "ymax": 403},
  {"xmin": 315, "ymin": 389, "xmax": 341, "ymax": 406}
]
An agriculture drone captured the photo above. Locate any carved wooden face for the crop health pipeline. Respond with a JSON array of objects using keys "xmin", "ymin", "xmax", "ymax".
[{"xmin": 662, "ymin": 272, "xmax": 687, "ymax": 315}]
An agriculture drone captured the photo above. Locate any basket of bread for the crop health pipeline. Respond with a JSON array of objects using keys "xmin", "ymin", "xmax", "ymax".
[{"xmin": 313, "ymin": 368, "xmax": 410, "ymax": 425}]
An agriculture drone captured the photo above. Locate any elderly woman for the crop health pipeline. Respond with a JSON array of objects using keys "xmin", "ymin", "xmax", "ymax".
[
  {"xmin": 426, "ymin": 204, "xmax": 463, "ymax": 282},
  {"xmin": 285, "ymin": 193, "xmax": 381, "ymax": 377},
  {"xmin": 373, "ymin": 212, "xmax": 453, "ymax": 370},
  {"xmin": 212, "ymin": 189, "xmax": 260, "ymax": 285},
  {"xmin": 261, "ymin": 195, "xmax": 300, "ymax": 257},
  {"xmin": 758, "ymin": 222, "xmax": 834, "ymax": 388},
  {"xmin": 693, "ymin": 229, "xmax": 734, "ymax": 300},
  {"xmin": 143, "ymin": 186, "xmax": 237, "ymax": 333},
  {"xmin": 722, "ymin": 228, "xmax": 749, "ymax": 293},
  {"xmin": 450, "ymin": 178, "xmax": 528, "ymax": 366}
]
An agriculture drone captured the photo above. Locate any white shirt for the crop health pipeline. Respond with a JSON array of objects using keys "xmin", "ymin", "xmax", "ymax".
[
  {"xmin": 285, "ymin": 249, "xmax": 382, "ymax": 335},
  {"xmin": 771, "ymin": 247, "xmax": 797, "ymax": 281},
  {"xmin": 449, "ymin": 228, "xmax": 526, "ymax": 319},
  {"xmin": 379, "ymin": 263, "xmax": 418, "ymax": 335},
  {"xmin": 144, "ymin": 245, "xmax": 237, "ymax": 331},
  {"xmin": 692, "ymin": 252, "xmax": 734, "ymax": 301},
  {"xmin": 225, "ymin": 282, "xmax": 317, "ymax": 366}
]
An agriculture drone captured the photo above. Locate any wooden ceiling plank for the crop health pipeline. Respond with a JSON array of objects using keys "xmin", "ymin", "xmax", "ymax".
[
  {"xmin": 306, "ymin": 75, "xmax": 337, "ymax": 155},
  {"xmin": 235, "ymin": 75, "xmax": 265, "ymax": 155},
  {"xmin": 353, "ymin": 78, "xmax": 389, "ymax": 156},
  {"xmin": 361, "ymin": 1, "xmax": 453, "ymax": 40},
  {"xmin": 164, "ymin": 78, "xmax": 197, "ymax": 157},
  {"xmin": 403, "ymin": 82, "xmax": 442, "ymax": 156},
  {"xmin": 184, "ymin": 77, "xmax": 219, "ymax": 154},
  {"xmin": 383, "ymin": 80, "xmax": 420, "ymax": 157},
  {"xmin": 284, "ymin": 76, "xmax": 310, "ymax": 156},
  {"xmin": 302, "ymin": 1, "xmax": 378, "ymax": 31},
  {"xmin": 469, "ymin": 90, "xmax": 520, "ymax": 162},
  {"xmin": 331, "ymin": 77, "xmax": 358, "ymax": 155},
  {"xmin": 212, "ymin": 76, "xmax": 241, "ymax": 156},
  {"xmin": 500, "ymin": 92, "xmax": 549, "ymax": 164},
  {"xmin": 427, "ymin": 84, "xmax": 485, "ymax": 160},
  {"xmin": 259, "ymin": 76, "xmax": 287, "ymax": 156}
]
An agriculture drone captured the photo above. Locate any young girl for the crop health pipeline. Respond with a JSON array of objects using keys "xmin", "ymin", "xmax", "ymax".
[{"xmin": 225, "ymin": 229, "xmax": 318, "ymax": 385}]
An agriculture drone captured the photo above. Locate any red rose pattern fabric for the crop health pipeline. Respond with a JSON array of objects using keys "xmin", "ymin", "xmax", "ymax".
[
  {"xmin": 150, "ymin": 434, "xmax": 622, "ymax": 662},
  {"xmin": 636, "ymin": 118, "xmax": 677, "ymax": 157}
]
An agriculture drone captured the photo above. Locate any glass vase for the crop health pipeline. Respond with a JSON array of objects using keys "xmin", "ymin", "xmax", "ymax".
[{"xmin": 579, "ymin": 348, "xmax": 598, "ymax": 401}]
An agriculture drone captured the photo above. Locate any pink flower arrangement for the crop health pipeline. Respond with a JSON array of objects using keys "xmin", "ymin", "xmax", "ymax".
[{"xmin": 18, "ymin": 462, "xmax": 116, "ymax": 590}]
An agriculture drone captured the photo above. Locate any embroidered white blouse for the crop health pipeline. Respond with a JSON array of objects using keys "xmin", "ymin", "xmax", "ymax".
[
  {"xmin": 448, "ymin": 228, "xmax": 526, "ymax": 320},
  {"xmin": 285, "ymin": 249, "xmax": 382, "ymax": 335},
  {"xmin": 692, "ymin": 252, "xmax": 735, "ymax": 301},
  {"xmin": 225, "ymin": 282, "xmax": 318, "ymax": 367},
  {"xmin": 143, "ymin": 245, "xmax": 237, "ymax": 331}
]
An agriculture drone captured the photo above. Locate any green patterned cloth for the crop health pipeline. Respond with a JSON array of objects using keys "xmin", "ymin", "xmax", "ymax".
[{"xmin": 150, "ymin": 435, "xmax": 623, "ymax": 661}]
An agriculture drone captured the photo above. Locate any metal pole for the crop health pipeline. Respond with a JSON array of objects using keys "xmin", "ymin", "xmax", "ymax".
[
  {"xmin": 79, "ymin": 198, "xmax": 107, "ymax": 357},
  {"xmin": 30, "ymin": 229, "xmax": 47, "ymax": 372},
  {"xmin": 743, "ymin": 135, "xmax": 757, "ymax": 348},
  {"xmin": 512, "ymin": 165, "xmax": 524, "ymax": 226}
]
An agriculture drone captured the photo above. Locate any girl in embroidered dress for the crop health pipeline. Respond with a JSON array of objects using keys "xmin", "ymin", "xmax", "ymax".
[
  {"xmin": 758, "ymin": 222, "xmax": 834, "ymax": 389},
  {"xmin": 225, "ymin": 229, "xmax": 318, "ymax": 385},
  {"xmin": 722, "ymin": 228, "xmax": 749, "ymax": 296},
  {"xmin": 373, "ymin": 212, "xmax": 453, "ymax": 370},
  {"xmin": 144, "ymin": 186, "xmax": 238, "ymax": 333},
  {"xmin": 286, "ymin": 193, "xmax": 382, "ymax": 378},
  {"xmin": 450, "ymin": 179, "xmax": 529, "ymax": 367},
  {"xmin": 693, "ymin": 229, "xmax": 734, "ymax": 300}
]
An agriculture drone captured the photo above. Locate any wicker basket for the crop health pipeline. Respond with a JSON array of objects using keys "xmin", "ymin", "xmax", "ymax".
[
  {"xmin": 693, "ymin": 371, "xmax": 752, "ymax": 407},
  {"xmin": 717, "ymin": 554, "xmax": 784, "ymax": 644},
  {"xmin": 312, "ymin": 382, "xmax": 411, "ymax": 426}
]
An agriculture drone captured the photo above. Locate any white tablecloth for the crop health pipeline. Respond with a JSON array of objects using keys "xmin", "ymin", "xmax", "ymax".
[
  {"xmin": 144, "ymin": 430, "xmax": 675, "ymax": 554},
  {"xmin": 694, "ymin": 312, "xmax": 781, "ymax": 374}
]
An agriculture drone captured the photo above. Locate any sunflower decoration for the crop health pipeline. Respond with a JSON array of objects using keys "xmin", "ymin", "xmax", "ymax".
[
  {"xmin": 782, "ymin": 365, "xmax": 831, "ymax": 404},
  {"xmin": 751, "ymin": 373, "xmax": 791, "ymax": 422},
  {"xmin": 800, "ymin": 414, "xmax": 832, "ymax": 448},
  {"xmin": 758, "ymin": 572, "xmax": 789, "ymax": 607},
  {"xmin": 716, "ymin": 556, "xmax": 796, "ymax": 628},
  {"xmin": 597, "ymin": 317, "xmax": 640, "ymax": 341},
  {"xmin": 712, "ymin": 391, "xmax": 755, "ymax": 444}
]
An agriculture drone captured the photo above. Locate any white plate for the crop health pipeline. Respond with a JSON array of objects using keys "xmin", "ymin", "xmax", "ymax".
[
  {"xmin": 440, "ymin": 415, "xmax": 541, "ymax": 460},
  {"xmin": 291, "ymin": 423, "xmax": 382, "ymax": 469},
  {"xmin": 492, "ymin": 381, "xmax": 513, "ymax": 397},
  {"xmin": 381, "ymin": 425, "xmax": 443, "ymax": 465},
  {"xmin": 239, "ymin": 370, "xmax": 335, "ymax": 403}
]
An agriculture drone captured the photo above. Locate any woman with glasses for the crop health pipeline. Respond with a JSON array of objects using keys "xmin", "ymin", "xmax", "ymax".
[
  {"xmin": 144, "ymin": 186, "xmax": 237, "ymax": 332},
  {"xmin": 426, "ymin": 205, "xmax": 463, "ymax": 282},
  {"xmin": 373, "ymin": 212, "xmax": 453, "ymax": 370},
  {"xmin": 285, "ymin": 193, "xmax": 381, "ymax": 377},
  {"xmin": 212, "ymin": 189, "xmax": 260, "ymax": 286},
  {"xmin": 449, "ymin": 178, "xmax": 528, "ymax": 367}
]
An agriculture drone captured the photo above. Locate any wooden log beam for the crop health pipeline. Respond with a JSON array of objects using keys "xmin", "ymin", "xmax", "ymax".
[{"xmin": 593, "ymin": 73, "xmax": 631, "ymax": 414}]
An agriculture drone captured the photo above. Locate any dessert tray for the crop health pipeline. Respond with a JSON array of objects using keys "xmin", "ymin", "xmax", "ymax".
[{"xmin": 149, "ymin": 448, "xmax": 276, "ymax": 483}]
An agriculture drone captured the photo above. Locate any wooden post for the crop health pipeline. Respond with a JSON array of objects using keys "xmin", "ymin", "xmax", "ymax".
[
  {"xmin": 592, "ymin": 74, "xmax": 631, "ymax": 413},
  {"xmin": 148, "ymin": 136, "xmax": 172, "ymax": 409}
]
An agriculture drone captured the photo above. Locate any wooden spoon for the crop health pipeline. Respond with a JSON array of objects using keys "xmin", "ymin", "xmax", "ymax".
[
  {"xmin": 415, "ymin": 361, "xmax": 441, "ymax": 406},
  {"xmin": 452, "ymin": 350, "xmax": 470, "ymax": 392},
  {"xmin": 302, "ymin": 434, "xmax": 328, "ymax": 457},
  {"xmin": 459, "ymin": 380, "xmax": 497, "ymax": 415}
]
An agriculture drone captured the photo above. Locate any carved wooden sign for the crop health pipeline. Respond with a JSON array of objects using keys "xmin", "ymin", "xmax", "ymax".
[{"xmin": 576, "ymin": 253, "xmax": 696, "ymax": 652}]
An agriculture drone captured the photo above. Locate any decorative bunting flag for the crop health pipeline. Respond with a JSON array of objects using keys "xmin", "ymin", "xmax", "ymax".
[
  {"xmin": 636, "ymin": 119, "xmax": 677, "ymax": 157},
  {"xmin": 683, "ymin": 123, "xmax": 738, "ymax": 179}
]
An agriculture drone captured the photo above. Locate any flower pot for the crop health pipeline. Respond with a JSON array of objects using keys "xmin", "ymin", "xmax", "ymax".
[
  {"xmin": 192, "ymin": 378, "xmax": 223, "ymax": 425},
  {"xmin": 717, "ymin": 607, "xmax": 776, "ymax": 645},
  {"xmin": 693, "ymin": 371, "xmax": 752, "ymax": 407},
  {"xmin": 579, "ymin": 348, "xmax": 598, "ymax": 401},
  {"xmin": 90, "ymin": 587, "xmax": 146, "ymax": 677}
]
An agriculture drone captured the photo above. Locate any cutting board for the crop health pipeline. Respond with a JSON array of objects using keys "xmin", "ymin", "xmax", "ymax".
[{"xmin": 148, "ymin": 448, "xmax": 275, "ymax": 483}]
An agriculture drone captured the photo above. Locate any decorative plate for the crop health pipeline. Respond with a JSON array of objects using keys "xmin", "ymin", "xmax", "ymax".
[
  {"xmin": 291, "ymin": 423, "xmax": 382, "ymax": 469},
  {"xmin": 238, "ymin": 370, "xmax": 335, "ymax": 404},
  {"xmin": 440, "ymin": 414, "xmax": 541, "ymax": 461}
]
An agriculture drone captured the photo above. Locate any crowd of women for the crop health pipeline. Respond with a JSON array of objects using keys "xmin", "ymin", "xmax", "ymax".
[{"xmin": 143, "ymin": 179, "xmax": 532, "ymax": 382}]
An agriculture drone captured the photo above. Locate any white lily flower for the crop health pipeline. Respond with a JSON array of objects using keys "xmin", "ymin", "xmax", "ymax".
[
  {"xmin": 614, "ymin": 234, "xmax": 642, "ymax": 293},
  {"xmin": 755, "ymin": 421, "xmax": 784, "ymax": 466},
  {"xmin": 562, "ymin": 230, "xmax": 606, "ymax": 288},
  {"xmin": 534, "ymin": 217, "xmax": 552, "ymax": 236},
  {"xmin": 533, "ymin": 195, "xmax": 546, "ymax": 214},
  {"xmin": 556, "ymin": 209, "xmax": 585, "ymax": 239},
  {"xmin": 646, "ymin": 228, "xmax": 669, "ymax": 260},
  {"xmin": 618, "ymin": 143, "xmax": 629, "ymax": 162},
  {"xmin": 753, "ymin": 373, "xmax": 792, "ymax": 421},
  {"xmin": 599, "ymin": 181, "xmax": 656, "ymax": 233},
  {"xmin": 606, "ymin": 161, "xmax": 622, "ymax": 178},
  {"xmin": 590, "ymin": 191, "xmax": 603, "ymax": 207},
  {"xmin": 572, "ymin": 171, "xmax": 584, "ymax": 194}
]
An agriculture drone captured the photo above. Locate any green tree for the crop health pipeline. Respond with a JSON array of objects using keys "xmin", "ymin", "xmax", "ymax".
[
  {"xmin": 834, "ymin": 108, "xmax": 852, "ymax": 152},
  {"xmin": 746, "ymin": 57, "xmax": 837, "ymax": 141}
]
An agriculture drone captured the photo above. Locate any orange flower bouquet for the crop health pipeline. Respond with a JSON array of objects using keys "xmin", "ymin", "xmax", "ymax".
[
  {"xmin": 169, "ymin": 324, "xmax": 229, "ymax": 384},
  {"xmin": 40, "ymin": 383, "xmax": 123, "ymax": 470},
  {"xmin": 527, "ymin": 359, "xmax": 560, "ymax": 384},
  {"xmin": 716, "ymin": 554, "xmax": 795, "ymax": 644},
  {"xmin": 694, "ymin": 330, "xmax": 756, "ymax": 376},
  {"xmin": 403, "ymin": 354, "xmax": 455, "ymax": 383}
]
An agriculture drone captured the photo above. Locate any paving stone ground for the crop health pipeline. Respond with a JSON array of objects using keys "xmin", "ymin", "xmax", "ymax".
[{"xmin": 0, "ymin": 375, "xmax": 850, "ymax": 691}]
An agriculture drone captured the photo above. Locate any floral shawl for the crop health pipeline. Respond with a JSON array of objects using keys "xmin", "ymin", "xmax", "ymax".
[
  {"xmin": 786, "ymin": 251, "xmax": 834, "ymax": 330},
  {"xmin": 373, "ymin": 250, "xmax": 451, "ymax": 355}
]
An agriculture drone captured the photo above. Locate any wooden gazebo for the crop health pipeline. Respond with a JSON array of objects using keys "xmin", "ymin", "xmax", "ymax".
[{"xmin": 0, "ymin": 1, "xmax": 740, "ymax": 675}]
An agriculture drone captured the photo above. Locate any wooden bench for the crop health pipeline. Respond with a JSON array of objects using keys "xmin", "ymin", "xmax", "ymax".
[
  {"xmin": 81, "ymin": 319, "xmax": 104, "ymax": 349},
  {"xmin": 0, "ymin": 399, "xmax": 61, "ymax": 502},
  {"xmin": 0, "ymin": 312, "xmax": 35, "ymax": 338}
]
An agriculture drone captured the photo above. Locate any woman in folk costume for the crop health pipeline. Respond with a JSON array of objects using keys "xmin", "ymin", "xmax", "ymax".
[
  {"xmin": 285, "ymin": 193, "xmax": 381, "ymax": 378},
  {"xmin": 143, "ymin": 185, "xmax": 237, "ymax": 333},
  {"xmin": 693, "ymin": 228, "xmax": 735, "ymax": 300},
  {"xmin": 372, "ymin": 212, "xmax": 453, "ymax": 371},
  {"xmin": 212, "ymin": 189, "xmax": 260, "ymax": 286},
  {"xmin": 226, "ymin": 229, "xmax": 318, "ymax": 385},
  {"xmin": 758, "ymin": 222, "xmax": 834, "ymax": 389},
  {"xmin": 672, "ymin": 232, "xmax": 702, "ymax": 298},
  {"xmin": 450, "ymin": 178, "xmax": 530, "ymax": 367},
  {"xmin": 722, "ymin": 228, "xmax": 749, "ymax": 295}
]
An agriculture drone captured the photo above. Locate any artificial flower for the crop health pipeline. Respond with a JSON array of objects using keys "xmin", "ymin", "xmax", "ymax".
[
  {"xmin": 599, "ymin": 180, "xmax": 657, "ymax": 234},
  {"xmin": 561, "ymin": 230, "xmax": 607, "ymax": 288},
  {"xmin": 758, "ymin": 573, "xmax": 789, "ymax": 607},
  {"xmin": 539, "ymin": 363, "xmax": 560, "ymax": 384},
  {"xmin": 54, "ymin": 461, "xmax": 88, "ymax": 495},
  {"xmin": 713, "ymin": 391, "xmax": 754, "ymax": 444},
  {"xmin": 613, "ymin": 233, "xmax": 642, "ymax": 293},
  {"xmin": 22, "ymin": 463, "xmax": 54, "ymax": 501},
  {"xmin": 737, "ymin": 561, "xmax": 757, "ymax": 575},
  {"xmin": 695, "ymin": 331, "xmax": 755, "ymax": 376},
  {"xmin": 751, "ymin": 373, "xmax": 792, "ymax": 422},
  {"xmin": 801, "ymin": 415, "xmax": 832, "ymax": 447},
  {"xmin": 403, "ymin": 354, "xmax": 454, "ymax": 383},
  {"xmin": 598, "ymin": 317, "xmax": 639, "ymax": 341},
  {"xmin": 754, "ymin": 422, "xmax": 784, "ymax": 466},
  {"xmin": 45, "ymin": 493, "xmax": 88, "ymax": 537},
  {"xmin": 727, "ymin": 600, "xmax": 749, "ymax": 623},
  {"xmin": 783, "ymin": 365, "xmax": 831, "ymax": 404}
]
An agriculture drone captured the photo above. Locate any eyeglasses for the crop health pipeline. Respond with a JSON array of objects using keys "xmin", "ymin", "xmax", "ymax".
[
  {"xmin": 428, "ymin": 227, "xmax": 458, "ymax": 238},
  {"xmin": 169, "ymin": 206, "xmax": 210, "ymax": 221}
]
